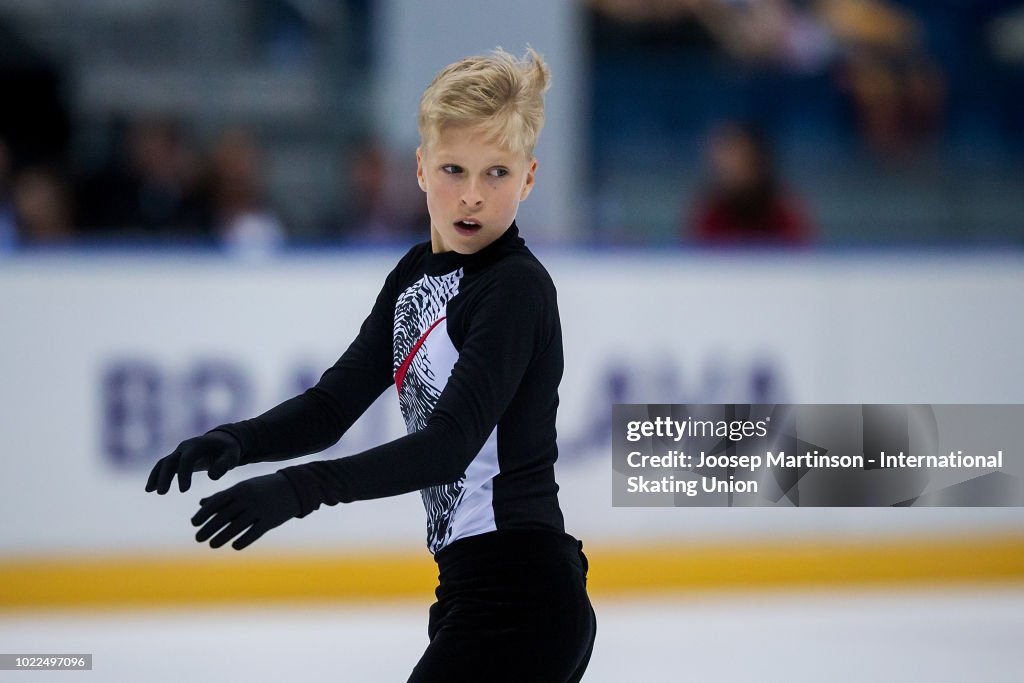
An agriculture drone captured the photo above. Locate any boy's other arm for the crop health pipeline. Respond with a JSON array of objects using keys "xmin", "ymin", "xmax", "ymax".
[{"xmin": 278, "ymin": 267, "xmax": 554, "ymax": 515}]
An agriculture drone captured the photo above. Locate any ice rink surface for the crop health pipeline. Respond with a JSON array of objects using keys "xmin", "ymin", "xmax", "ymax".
[{"xmin": 2, "ymin": 585, "xmax": 1022, "ymax": 682}]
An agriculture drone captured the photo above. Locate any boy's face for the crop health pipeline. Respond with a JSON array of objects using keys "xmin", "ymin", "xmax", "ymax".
[{"xmin": 416, "ymin": 125, "xmax": 537, "ymax": 254}]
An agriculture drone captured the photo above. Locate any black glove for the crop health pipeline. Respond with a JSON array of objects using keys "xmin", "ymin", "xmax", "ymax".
[
  {"xmin": 191, "ymin": 472, "xmax": 303, "ymax": 550},
  {"xmin": 145, "ymin": 430, "xmax": 242, "ymax": 494}
]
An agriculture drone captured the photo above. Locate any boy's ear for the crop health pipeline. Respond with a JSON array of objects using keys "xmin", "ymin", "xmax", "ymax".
[
  {"xmin": 415, "ymin": 146, "xmax": 427, "ymax": 192},
  {"xmin": 519, "ymin": 158, "xmax": 538, "ymax": 201}
]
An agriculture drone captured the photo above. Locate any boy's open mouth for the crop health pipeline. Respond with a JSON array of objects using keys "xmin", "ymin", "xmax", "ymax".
[{"xmin": 454, "ymin": 219, "xmax": 482, "ymax": 235}]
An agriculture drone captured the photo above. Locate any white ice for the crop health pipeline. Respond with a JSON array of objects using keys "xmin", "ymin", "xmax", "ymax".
[{"xmin": 1, "ymin": 586, "xmax": 1022, "ymax": 682}]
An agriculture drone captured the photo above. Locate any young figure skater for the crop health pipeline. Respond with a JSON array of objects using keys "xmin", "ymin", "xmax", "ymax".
[{"xmin": 145, "ymin": 47, "xmax": 597, "ymax": 682}]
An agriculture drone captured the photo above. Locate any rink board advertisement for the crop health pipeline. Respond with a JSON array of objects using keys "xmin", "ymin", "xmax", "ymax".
[
  {"xmin": 614, "ymin": 404, "xmax": 1024, "ymax": 506},
  {"xmin": 1, "ymin": 251, "xmax": 1023, "ymax": 564}
]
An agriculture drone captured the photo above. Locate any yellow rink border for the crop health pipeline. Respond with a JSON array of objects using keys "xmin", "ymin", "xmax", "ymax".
[{"xmin": 1, "ymin": 533, "xmax": 1022, "ymax": 611}]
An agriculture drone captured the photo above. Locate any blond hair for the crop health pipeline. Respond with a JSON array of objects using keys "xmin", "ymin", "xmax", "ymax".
[{"xmin": 418, "ymin": 47, "xmax": 551, "ymax": 159}]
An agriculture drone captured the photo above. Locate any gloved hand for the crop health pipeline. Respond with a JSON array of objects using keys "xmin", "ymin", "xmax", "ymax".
[
  {"xmin": 191, "ymin": 472, "xmax": 303, "ymax": 550},
  {"xmin": 145, "ymin": 430, "xmax": 242, "ymax": 494}
]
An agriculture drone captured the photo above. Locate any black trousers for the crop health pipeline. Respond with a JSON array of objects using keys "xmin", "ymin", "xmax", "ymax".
[{"xmin": 408, "ymin": 529, "xmax": 597, "ymax": 682}]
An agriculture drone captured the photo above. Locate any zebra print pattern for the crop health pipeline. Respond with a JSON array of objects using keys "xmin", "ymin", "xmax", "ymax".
[{"xmin": 393, "ymin": 268, "xmax": 467, "ymax": 553}]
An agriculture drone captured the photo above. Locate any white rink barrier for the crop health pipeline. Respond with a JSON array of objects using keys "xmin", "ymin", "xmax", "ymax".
[{"xmin": 1, "ymin": 248, "xmax": 1022, "ymax": 558}]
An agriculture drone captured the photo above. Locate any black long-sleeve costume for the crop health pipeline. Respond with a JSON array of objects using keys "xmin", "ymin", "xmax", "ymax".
[{"xmin": 214, "ymin": 222, "xmax": 566, "ymax": 553}]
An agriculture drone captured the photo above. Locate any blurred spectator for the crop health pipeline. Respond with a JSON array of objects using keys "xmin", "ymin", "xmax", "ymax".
[
  {"xmin": 820, "ymin": 0, "xmax": 947, "ymax": 160},
  {"xmin": 589, "ymin": 0, "xmax": 835, "ymax": 73},
  {"xmin": 686, "ymin": 121, "xmax": 813, "ymax": 244},
  {"xmin": 206, "ymin": 128, "xmax": 285, "ymax": 250},
  {"xmin": 77, "ymin": 118, "xmax": 209, "ymax": 236},
  {"xmin": 13, "ymin": 166, "xmax": 73, "ymax": 244},
  {"xmin": 680, "ymin": 0, "xmax": 836, "ymax": 75},
  {"xmin": 323, "ymin": 138, "xmax": 426, "ymax": 244}
]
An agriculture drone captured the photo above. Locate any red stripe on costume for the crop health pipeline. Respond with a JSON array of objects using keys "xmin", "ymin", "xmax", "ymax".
[{"xmin": 395, "ymin": 316, "xmax": 446, "ymax": 394}]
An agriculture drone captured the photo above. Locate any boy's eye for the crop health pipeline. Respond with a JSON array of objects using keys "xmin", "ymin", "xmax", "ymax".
[
  {"xmin": 488, "ymin": 168, "xmax": 509, "ymax": 178},
  {"xmin": 441, "ymin": 165, "xmax": 462, "ymax": 174}
]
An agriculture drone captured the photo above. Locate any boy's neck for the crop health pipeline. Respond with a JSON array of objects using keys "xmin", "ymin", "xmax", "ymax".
[
  {"xmin": 430, "ymin": 226, "xmax": 447, "ymax": 255},
  {"xmin": 428, "ymin": 220, "xmax": 517, "ymax": 256}
]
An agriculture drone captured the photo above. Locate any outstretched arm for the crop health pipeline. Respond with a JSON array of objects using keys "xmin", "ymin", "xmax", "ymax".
[
  {"xmin": 212, "ymin": 274, "xmax": 398, "ymax": 465},
  {"xmin": 146, "ymin": 258, "xmax": 402, "ymax": 494}
]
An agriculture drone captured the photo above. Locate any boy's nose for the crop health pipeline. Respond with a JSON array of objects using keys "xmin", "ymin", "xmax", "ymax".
[{"xmin": 460, "ymin": 180, "xmax": 483, "ymax": 207}]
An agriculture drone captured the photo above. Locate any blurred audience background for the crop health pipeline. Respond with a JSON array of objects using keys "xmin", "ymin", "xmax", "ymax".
[
  {"xmin": 0, "ymin": 0, "xmax": 1021, "ymax": 249},
  {"xmin": 588, "ymin": 0, "xmax": 1024, "ymax": 245}
]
